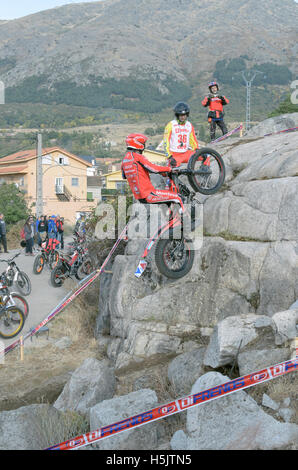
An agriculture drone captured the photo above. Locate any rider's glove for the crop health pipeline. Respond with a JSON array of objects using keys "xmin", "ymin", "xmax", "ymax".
[{"xmin": 168, "ymin": 156, "xmax": 177, "ymax": 168}]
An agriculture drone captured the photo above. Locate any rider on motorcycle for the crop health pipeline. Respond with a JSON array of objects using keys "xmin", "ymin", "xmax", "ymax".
[
  {"xmin": 121, "ymin": 133, "xmax": 185, "ymax": 212},
  {"xmin": 163, "ymin": 102, "xmax": 199, "ymax": 167}
]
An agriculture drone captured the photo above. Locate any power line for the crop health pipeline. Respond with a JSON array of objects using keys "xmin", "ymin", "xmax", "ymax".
[{"xmin": 233, "ymin": 70, "xmax": 266, "ymax": 131}]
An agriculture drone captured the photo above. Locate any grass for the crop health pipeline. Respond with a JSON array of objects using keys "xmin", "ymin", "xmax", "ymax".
[{"xmin": 33, "ymin": 407, "xmax": 89, "ymax": 449}]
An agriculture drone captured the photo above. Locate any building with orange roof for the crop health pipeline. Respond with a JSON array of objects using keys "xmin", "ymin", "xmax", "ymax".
[{"xmin": 0, "ymin": 147, "xmax": 98, "ymax": 223}]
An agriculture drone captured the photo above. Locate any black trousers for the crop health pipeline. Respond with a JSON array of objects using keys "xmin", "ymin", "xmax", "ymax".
[
  {"xmin": 0, "ymin": 234, "xmax": 7, "ymax": 252},
  {"xmin": 210, "ymin": 119, "xmax": 228, "ymax": 141}
]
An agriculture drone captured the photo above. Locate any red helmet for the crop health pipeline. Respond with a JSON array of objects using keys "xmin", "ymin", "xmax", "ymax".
[
  {"xmin": 125, "ymin": 133, "xmax": 148, "ymax": 150},
  {"xmin": 208, "ymin": 81, "xmax": 219, "ymax": 91}
]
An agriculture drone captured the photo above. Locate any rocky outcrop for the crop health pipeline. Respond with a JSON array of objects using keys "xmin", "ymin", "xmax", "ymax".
[
  {"xmin": 245, "ymin": 113, "xmax": 298, "ymax": 138},
  {"xmin": 94, "ymin": 128, "xmax": 298, "ymax": 372}
]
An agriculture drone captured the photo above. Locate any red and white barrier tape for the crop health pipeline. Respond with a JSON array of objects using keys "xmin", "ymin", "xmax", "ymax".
[
  {"xmin": 46, "ymin": 350, "xmax": 298, "ymax": 450},
  {"xmin": 211, "ymin": 124, "xmax": 243, "ymax": 143},
  {"xmin": 0, "ymin": 223, "xmax": 129, "ymax": 358},
  {"xmin": 211, "ymin": 124, "xmax": 298, "ymax": 144},
  {"xmin": 263, "ymin": 126, "xmax": 298, "ymax": 137}
]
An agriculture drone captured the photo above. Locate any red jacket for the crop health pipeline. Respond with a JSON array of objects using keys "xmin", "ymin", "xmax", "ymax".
[
  {"xmin": 202, "ymin": 94, "xmax": 229, "ymax": 119},
  {"xmin": 121, "ymin": 151, "xmax": 171, "ymax": 199}
]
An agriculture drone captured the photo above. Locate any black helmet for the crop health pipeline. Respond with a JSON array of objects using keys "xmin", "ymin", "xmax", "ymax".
[{"xmin": 173, "ymin": 101, "xmax": 190, "ymax": 118}]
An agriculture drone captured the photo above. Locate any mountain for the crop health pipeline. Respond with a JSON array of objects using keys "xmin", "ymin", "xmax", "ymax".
[{"xmin": 0, "ymin": 0, "xmax": 297, "ymax": 113}]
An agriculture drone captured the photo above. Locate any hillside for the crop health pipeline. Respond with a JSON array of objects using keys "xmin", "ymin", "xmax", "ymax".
[{"xmin": 0, "ymin": 0, "xmax": 296, "ymax": 117}]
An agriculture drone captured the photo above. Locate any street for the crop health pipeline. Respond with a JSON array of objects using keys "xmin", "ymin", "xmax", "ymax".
[{"xmin": 0, "ymin": 246, "xmax": 69, "ymax": 348}]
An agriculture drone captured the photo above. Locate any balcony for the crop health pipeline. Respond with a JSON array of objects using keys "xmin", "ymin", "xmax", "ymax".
[
  {"xmin": 55, "ymin": 184, "xmax": 72, "ymax": 201},
  {"xmin": 55, "ymin": 184, "xmax": 64, "ymax": 195}
]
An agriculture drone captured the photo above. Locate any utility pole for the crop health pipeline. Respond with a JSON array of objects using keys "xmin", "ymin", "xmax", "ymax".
[
  {"xmin": 36, "ymin": 133, "xmax": 43, "ymax": 218},
  {"xmin": 240, "ymin": 70, "xmax": 264, "ymax": 131}
]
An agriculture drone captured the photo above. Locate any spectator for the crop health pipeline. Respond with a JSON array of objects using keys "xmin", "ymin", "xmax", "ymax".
[
  {"xmin": 24, "ymin": 216, "xmax": 36, "ymax": 256},
  {"xmin": 56, "ymin": 215, "xmax": 64, "ymax": 249},
  {"xmin": 48, "ymin": 215, "xmax": 58, "ymax": 240},
  {"xmin": 0, "ymin": 213, "xmax": 8, "ymax": 253},
  {"xmin": 37, "ymin": 215, "xmax": 48, "ymax": 246},
  {"xmin": 202, "ymin": 81, "xmax": 229, "ymax": 141},
  {"xmin": 79, "ymin": 215, "xmax": 86, "ymax": 235},
  {"xmin": 35, "ymin": 216, "xmax": 41, "ymax": 247}
]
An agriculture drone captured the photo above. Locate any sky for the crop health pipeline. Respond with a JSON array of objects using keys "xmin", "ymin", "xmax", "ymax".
[
  {"xmin": 1, "ymin": 0, "xmax": 297, "ymax": 19},
  {"xmin": 0, "ymin": 1, "xmax": 102, "ymax": 20}
]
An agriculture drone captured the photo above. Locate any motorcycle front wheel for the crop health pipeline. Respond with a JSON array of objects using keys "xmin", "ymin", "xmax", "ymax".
[
  {"xmin": 187, "ymin": 147, "xmax": 225, "ymax": 195},
  {"xmin": 50, "ymin": 264, "xmax": 67, "ymax": 288},
  {"xmin": 16, "ymin": 271, "xmax": 32, "ymax": 296},
  {"xmin": 155, "ymin": 238, "xmax": 195, "ymax": 279}
]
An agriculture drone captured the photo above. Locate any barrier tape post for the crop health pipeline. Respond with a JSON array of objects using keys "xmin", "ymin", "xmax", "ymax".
[{"xmin": 46, "ymin": 353, "xmax": 297, "ymax": 451}]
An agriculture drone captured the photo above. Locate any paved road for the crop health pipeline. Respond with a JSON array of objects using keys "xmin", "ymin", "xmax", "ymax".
[{"xmin": 0, "ymin": 245, "xmax": 69, "ymax": 348}]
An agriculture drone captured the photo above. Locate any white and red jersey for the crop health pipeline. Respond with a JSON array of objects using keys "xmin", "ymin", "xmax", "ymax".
[{"xmin": 163, "ymin": 120, "xmax": 199, "ymax": 157}]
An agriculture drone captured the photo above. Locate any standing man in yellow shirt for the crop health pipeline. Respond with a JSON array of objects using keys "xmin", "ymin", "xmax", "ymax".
[{"xmin": 163, "ymin": 102, "xmax": 199, "ymax": 167}]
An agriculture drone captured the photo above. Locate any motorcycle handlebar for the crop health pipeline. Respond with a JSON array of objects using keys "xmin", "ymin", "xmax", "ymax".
[{"xmin": 0, "ymin": 253, "xmax": 20, "ymax": 263}]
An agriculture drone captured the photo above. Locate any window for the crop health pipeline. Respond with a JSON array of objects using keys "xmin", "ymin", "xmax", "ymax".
[
  {"xmin": 55, "ymin": 154, "xmax": 69, "ymax": 165},
  {"xmin": 87, "ymin": 192, "xmax": 94, "ymax": 201},
  {"xmin": 55, "ymin": 177, "xmax": 64, "ymax": 194},
  {"xmin": 72, "ymin": 177, "xmax": 79, "ymax": 187},
  {"xmin": 19, "ymin": 177, "xmax": 24, "ymax": 186},
  {"xmin": 42, "ymin": 154, "xmax": 52, "ymax": 165}
]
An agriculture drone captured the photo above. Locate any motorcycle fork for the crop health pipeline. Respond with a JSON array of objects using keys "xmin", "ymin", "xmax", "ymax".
[{"xmin": 135, "ymin": 213, "xmax": 182, "ymax": 278}]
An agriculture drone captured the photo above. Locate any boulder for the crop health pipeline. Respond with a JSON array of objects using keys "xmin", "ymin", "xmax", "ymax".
[
  {"xmin": 89, "ymin": 389, "xmax": 160, "ymax": 450},
  {"xmin": 245, "ymin": 113, "xmax": 298, "ymax": 138},
  {"xmin": 54, "ymin": 357, "xmax": 116, "ymax": 416},
  {"xmin": 167, "ymin": 348, "xmax": 205, "ymax": 396},
  {"xmin": 171, "ymin": 372, "xmax": 298, "ymax": 450},
  {"xmin": 237, "ymin": 348, "xmax": 290, "ymax": 376},
  {"xmin": 0, "ymin": 404, "xmax": 63, "ymax": 450},
  {"xmin": 203, "ymin": 314, "xmax": 275, "ymax": 368},
  {"xmin": 271, "ymin": 309, "xmax": 298, "ymax": 345}
]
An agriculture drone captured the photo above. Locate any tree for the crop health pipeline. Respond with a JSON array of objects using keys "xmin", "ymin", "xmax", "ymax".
[
  {"xmin": 0, "ymin": 183, "xmax": 29, "ymax": 225},
  {"xmin": 269, "ymin": 94, "xmax": 298, "ymax": 117}
]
